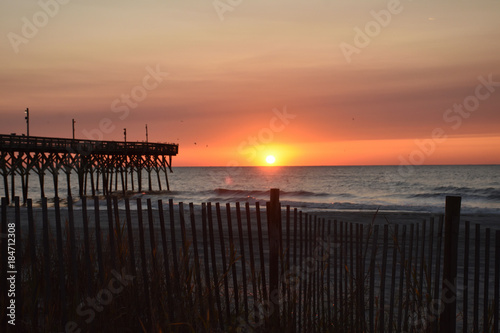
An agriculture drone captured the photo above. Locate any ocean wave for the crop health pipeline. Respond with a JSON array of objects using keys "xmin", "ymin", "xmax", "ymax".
[
  {"xmin": 281, "ymin": 190, "xmax": 331, "ymax": 197},
  {"xmin": 413, "ymin": 187, "xmax": 500, "ymax": 202},
  {"xmin": 278, "ymin": 200, "xmax": 500, "ymax": 215},
  {"xmin": 408, "ymin": 193, "xmax": 444, "ymax": 199},
  {"xmin": 210, "ymin": 188, "xmax": 331, "ymax": 199},
  {"xmin": 433, "ymin": 185, "xmax": 474, "ymax": 192},
  {"xmin": 212, "ymin": 188, "xmax": 268, "ymax": 197}
]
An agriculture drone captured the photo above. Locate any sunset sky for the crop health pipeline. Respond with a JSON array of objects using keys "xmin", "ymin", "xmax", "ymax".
[{"xmin": 1, "ymin": 0, "xmax": 499, "ymax": 166}]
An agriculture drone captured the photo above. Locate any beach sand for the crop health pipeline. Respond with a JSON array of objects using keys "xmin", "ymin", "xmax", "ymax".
[{"xmin": 310, "ymin": 209, "xmax": 499, "ymax": 227}]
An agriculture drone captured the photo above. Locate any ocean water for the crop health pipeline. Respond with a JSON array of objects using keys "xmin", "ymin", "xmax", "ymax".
[
  {"xmin": 3, "ymin": 165, "xmax": 499, "ymax": 214},
  {"xmin": 163, "ymin": 165, "xmax": 499, "ymax": 214}
]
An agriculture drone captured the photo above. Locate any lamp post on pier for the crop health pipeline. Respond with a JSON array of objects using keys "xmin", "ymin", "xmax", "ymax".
[
  {"xmin": 23, "ymin": 108, "xmax": 30, "ymax": 204},
  {"xmin": 145, "ymin": 124, "xmax": 148, "ymax": 142},
  {"xmin": 72, "ymin": 119, "xmax": 76, "ymax": 139},
  {"xmin": 24, "ymin": 108, "xmax": 29, "ymax": 139},
  {"xmin": 124, "ymin": 128, "xmax": 127, "ymax": 143}
]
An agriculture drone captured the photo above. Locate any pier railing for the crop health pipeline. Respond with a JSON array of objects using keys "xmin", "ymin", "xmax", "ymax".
[
  {"xmin": 1, "ymin": 190, "xmax": 499, "ymax": 332},
  {"xmin": 0, "ymin": 134, "xmax": 178, "ymax": 155}
]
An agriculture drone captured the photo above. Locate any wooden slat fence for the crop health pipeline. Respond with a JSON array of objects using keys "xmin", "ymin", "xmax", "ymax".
[{"xmin": 0, "ymin": 190, "xmax": 499, "ymax": 332}]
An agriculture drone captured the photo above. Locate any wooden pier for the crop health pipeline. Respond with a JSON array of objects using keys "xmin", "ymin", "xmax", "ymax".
[{"xmin": 0, "ymin": 134, "xmax": 178, "ymax": 203}]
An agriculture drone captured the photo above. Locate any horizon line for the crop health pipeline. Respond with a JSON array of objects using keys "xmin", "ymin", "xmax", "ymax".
[{"xmin": 173, "ymin": 164, "xmax": 500, "ymax": 168}]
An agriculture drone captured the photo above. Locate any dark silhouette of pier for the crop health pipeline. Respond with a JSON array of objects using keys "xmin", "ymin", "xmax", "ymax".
[{"xmin": 0, "ymin": 134, "xmax": 178, "ymax": 203}]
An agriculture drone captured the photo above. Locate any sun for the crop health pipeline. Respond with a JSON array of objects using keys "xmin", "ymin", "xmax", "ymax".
[{"xmin": 266, "ymin": 155, "xmax": 276, "ymax": 164}]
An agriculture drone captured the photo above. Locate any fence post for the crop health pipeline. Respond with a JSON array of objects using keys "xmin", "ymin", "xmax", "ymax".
[
  {"xmin": 267, "ymin": 188, "xmax": 282, "ymax": 329},
  {"xmin": 440, "ymin": 196, "xmax": 461, "ymax": 333}
]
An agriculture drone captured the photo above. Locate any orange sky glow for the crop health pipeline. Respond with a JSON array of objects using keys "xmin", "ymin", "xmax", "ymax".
[{"xmin": 1, "ymin": 1, "xmax": 499, "ymax": 166}]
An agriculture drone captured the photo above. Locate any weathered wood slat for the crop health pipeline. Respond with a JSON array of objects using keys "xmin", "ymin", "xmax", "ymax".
[
  {"xmin": 494, "ymin": 230, "xmax": 500, "ymax": 333},
  {"xmin": 483, "ymin": 228, "xmax": 491, "ymax": 333},
  {"xmin": 207, "ymin": 203, "xmax": 224, "ymax": 329},
  {"xmin": 215, "ymin": 203, "xmax": 231, "ymax": 321},
  {"xmin": 474, "ymin": 224, "xmax": 481, "ymax": 333},
  {"xmin": 463, "ymin": 220, "xmax": 470, "ymax": 331},
  {"xmin": 53, "ymin": 197, "xmax": 67, "ymax": 326}
]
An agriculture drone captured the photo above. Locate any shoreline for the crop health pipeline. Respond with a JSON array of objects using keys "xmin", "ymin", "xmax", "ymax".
[{"xmin": 308, "ymin": 209, "xmax": 500, "ymax": 226}]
